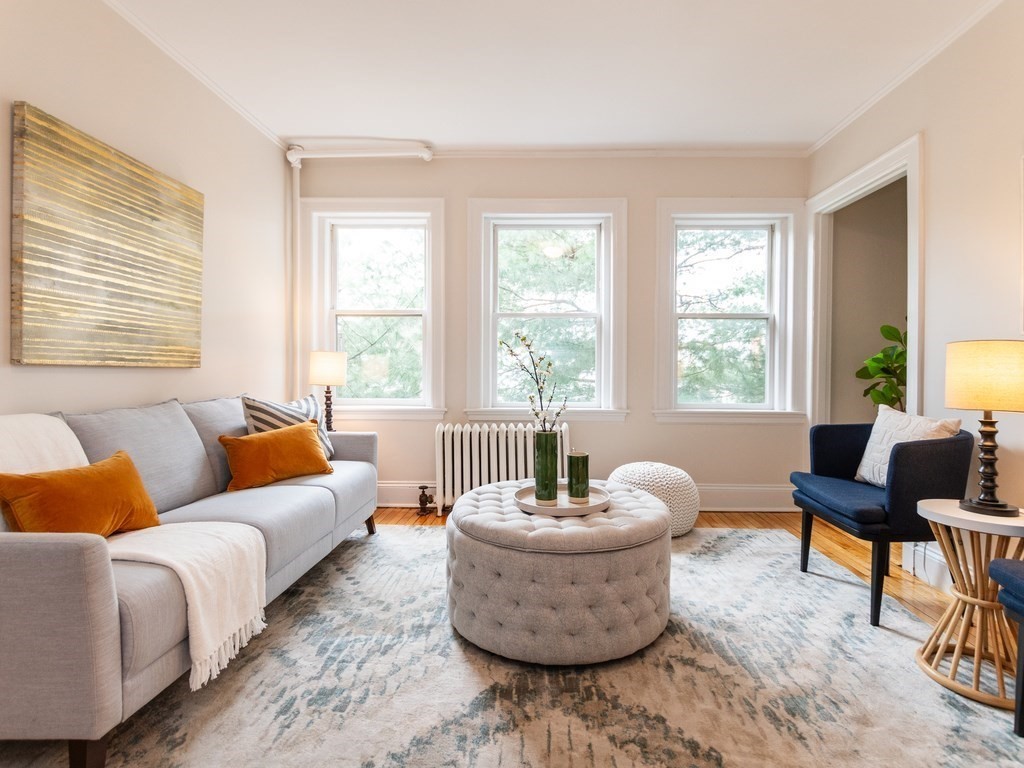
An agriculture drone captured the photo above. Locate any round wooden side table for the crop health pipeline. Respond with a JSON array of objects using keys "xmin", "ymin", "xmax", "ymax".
[{"xmin": 916, "ymin": 498, "xmax": 1024, "ymax": 708}]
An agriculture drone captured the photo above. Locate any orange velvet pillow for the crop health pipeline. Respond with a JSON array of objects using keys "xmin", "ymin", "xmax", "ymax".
[
  {"xmin": 0, "ymin": 451, "xmax": 160, "ymax": 536},
  {"xmin": 219, "ymin": 419, "xmax": 334, "ymax": 491}
]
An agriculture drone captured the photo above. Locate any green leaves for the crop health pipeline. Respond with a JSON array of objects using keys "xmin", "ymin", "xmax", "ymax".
[{"xmin": 855, "ymin": 325, "xmax": 907, "ymax": 411}]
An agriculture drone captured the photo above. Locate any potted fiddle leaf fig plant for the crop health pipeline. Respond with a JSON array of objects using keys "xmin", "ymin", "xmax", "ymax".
[{"xmin": 856, "ymin": 324, "xmax": 907, "ymax": 411}]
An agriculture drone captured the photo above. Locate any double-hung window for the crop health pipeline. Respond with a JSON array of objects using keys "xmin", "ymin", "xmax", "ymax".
[
  {"xmin": 303, "ymin": 198, "xmax": 445, "ymax": 419},
  {"xmin": 654, "ymin": 199, "xmax": 805, "ymax": 422},
  {"xmin": 467, "ymin": 199, "xmax": 627, "ymax": 421}
]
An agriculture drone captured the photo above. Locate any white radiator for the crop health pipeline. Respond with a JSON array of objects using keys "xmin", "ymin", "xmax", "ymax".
[{"xmin": 434, "ymin": 422, "xmax": 571, "ymax": 512}]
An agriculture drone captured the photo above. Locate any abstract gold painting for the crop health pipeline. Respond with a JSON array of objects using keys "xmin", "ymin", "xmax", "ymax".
[{"xmin": 11, "ymin": 102, "xmax": 204, "ymax": 367}]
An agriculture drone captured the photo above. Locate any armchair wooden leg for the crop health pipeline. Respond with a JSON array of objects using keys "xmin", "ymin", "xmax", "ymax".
[
  {"xmin": 364, "ymin": 514, "xmax": 376, "ymax": 535},
  {"xmin": 870, "ymin": 541, "xmax": 887, "ymax": 627},
  {"xmin": 800, "ymin": 510, "xmax": 813, "ymax": 573},
  {"xmin": 69, "ymin": 736, "xmax": 109, "ymax": 768}
]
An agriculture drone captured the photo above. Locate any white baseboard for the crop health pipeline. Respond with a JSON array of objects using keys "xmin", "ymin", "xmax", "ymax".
[
  {"xmin": 695, "ymin": 484, "xmax": 797, "ymax": 512},
  {"xmin": 902, "ymin": 541, "xmax": 952, "ymax": 592},
  {"xmin": 375, "ymin": 481, "xmax": 796, "ymax": 513},
  {"xmin": 377, "ymin": 481, "xmax": 439, "ymax": 509}
]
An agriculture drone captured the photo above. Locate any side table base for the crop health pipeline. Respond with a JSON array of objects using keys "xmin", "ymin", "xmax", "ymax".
[{"xmin": 915, "ymin": 520, "xmax": 1021, "ymax": 709}]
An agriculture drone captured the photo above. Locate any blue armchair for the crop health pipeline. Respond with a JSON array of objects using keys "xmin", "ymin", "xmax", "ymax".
[
  {"xmin": 790, "ymin": 423, "xmax": 974, "ymax": 626},
  {"xmin": 990, "ymin": 558, "xmax": 1024, "ymax": 736}
]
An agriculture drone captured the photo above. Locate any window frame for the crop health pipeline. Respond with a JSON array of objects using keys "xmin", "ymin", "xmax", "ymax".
[
  {"xmin": 654, "ymin": 198, "xmax": 807, "ymax": 424},
  {"xmin": 301, "ymin": 198, "xmax": 445, "ymax": 421},
  {"xmin": 467, "ymin": 199, "xmax": 628, "ymax": 422}
]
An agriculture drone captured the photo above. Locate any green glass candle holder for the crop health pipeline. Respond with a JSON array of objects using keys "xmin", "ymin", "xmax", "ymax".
[
  {"xmin": 534, "ymin": 429, "xmax": 558, "ymax": 506},
  {"xmin": 568, "ymin": 451, "xmax": 589, "ymax": 503}
]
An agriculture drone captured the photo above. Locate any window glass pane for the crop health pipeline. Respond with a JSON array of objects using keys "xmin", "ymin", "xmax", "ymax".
[
  {"xmin": 336, "ymin": 315, "xmax": 423, "ymax": 399},
  {"xmin": 336, "ymin": 226, "xmax": 425, "ymax": 311},
  {"xmin": 496, "ymin": 317, "xmax": 597, "ymax": 405},
  {"xmin": 677, "ymin": 318, "xmax": 767, "ymax": 405},
  {"xmin": 497, "ymin": 227, "xmax": 598, "ymax": 313},
  {"xmin": 676, "ymin": 228, "xmax": 768, "ymax": 313}
]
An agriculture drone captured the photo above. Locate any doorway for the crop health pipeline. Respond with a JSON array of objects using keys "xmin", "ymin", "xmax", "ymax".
[
  {"xmin": 828, "ymin": 177, "xmax": 908, "ymax": 423},
  {"xmin": 808, "ymin": 134, "xmax": 923, "ymax": 424}
]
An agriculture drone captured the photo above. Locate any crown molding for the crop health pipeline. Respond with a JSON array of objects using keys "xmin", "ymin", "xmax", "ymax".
[
  {"xmin": 810, "ymin": 0, "xmax": 1005, "ymax": 154},
  {"xmin": 102, "ymin": 0, "xmax": 285, "ymax": 150},
  {"xmin": 430, "ymin": 145, "xmax": 811, "ymax": 160}
]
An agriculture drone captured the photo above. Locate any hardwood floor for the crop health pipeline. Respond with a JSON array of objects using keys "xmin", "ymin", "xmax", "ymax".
[{"xmin": 373, "ymin": 507, "xmax": 951, "ymax": 626}]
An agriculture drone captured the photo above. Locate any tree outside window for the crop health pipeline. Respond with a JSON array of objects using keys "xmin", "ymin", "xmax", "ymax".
[
  {"xmin": 675, "ymin": 226, "xmax": 772, "ymax": 406},
  {"xmin": 494, "ymin": 224, "xmax": 600, "ymax": 407},
  {"xmin": 334, "ymin": 223, "xmax": 427, "ymax": 401}
]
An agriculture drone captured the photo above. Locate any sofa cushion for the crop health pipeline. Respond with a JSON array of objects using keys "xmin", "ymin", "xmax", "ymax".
[
  {"xmin": 274, "ymin": 460, "xmax": 377, "ymax": 530},
  {"xmin": 241, "ymin": 394, "xmax": 334, "ymax": 459},
  {"xmin": 64, "ymin": 400, "xmax": 217, "ymax": 514},
  {"xmin": 182, "ymin": 396, "xmax": 247, "ymax": 493},
  {"xmin": 112, "ymin": 560, "xmax": 188, "ymax": 678},
  {"xmin": 0, "ymin": 451, "xmax": 159, "ymax": 536},
  {"xmin": 790, "ymin": 471, "xmax": 887, "ymax": 524},
  {"xmin": 0, "ymin": 414, "xmax": 89, "ymax": 532},
  {"xmin": 158, "ymin": 486, "xmax": 334, "ymax": 576},
  {"xmin": 220, "ymin": 420, "xmax": 333, "ymax": 491}
]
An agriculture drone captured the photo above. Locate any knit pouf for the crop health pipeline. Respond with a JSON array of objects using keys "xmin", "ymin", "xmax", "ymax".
[{"xmin": 608, "ymin": 462, "xmax": 700, "ymax": 537}]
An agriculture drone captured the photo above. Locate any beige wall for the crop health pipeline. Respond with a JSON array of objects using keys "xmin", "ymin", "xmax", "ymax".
[
  {"xmin": 300, "ymin": 156, "xmax": 809, "ymax": 508},
  {"xmin": 810, "ymin": 1, "xmax": 1024, "ymax": 501},
  {"xmin": 0, "ymin": 0, "xmax": 288, "ymax": 415},
  {"xmin": 829, "ymin": 178, "xmax": 908, "ymax": 424}
]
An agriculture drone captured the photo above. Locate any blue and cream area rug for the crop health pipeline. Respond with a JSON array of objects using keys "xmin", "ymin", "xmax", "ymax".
[{"xmin": 4, "ymin": 527, "xmax": 1024, "ymax": 767}]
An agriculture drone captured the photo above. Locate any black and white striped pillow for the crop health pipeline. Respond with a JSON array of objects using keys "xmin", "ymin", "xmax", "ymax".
[{"xmin": 240, "ymin": 394, "xmax": 334, "ymax": 459}]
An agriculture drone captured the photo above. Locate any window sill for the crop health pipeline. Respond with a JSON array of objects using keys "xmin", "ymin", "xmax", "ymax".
[
  {"xmin": 333, "ymin": 406, "xmax": 447, "ymax": 422},
  {"xmin": 652, "ymin": 409, "xmax": 807, "ymax": 425},
  {"xmin": 464, "ymin": 408, "xmax": 629, "ymax": 423}
]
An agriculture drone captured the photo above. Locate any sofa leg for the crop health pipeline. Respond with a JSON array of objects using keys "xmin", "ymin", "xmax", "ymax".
[
  {"xmin": 364, "ymin": 514, "xmax": 376, "ymax": 535},
  {"xmin": 69, "ymin": 736, "xmax": 108, "ymax": 768},
  {"xmin": 870, "ymin": 542, "xmax": 887, "ymax": 627},
  {"xmin": 800, "ymin": 510, "xmax": 813, "ymax": 573}
]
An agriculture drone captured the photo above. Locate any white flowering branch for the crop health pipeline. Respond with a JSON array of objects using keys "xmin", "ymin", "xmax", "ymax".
[{"xmin": 499, "ymin": 333, "xmax": 567, "ymax": 432}]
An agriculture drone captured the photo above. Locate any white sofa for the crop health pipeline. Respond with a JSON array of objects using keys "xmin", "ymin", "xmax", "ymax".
[{"xmin": 0, "ymin": 397, "xmax": 378, "ymax": 768}]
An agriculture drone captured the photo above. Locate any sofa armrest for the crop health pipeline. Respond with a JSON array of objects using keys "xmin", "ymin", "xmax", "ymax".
[
  {"xmin": 0, "ymin": 533, "xmax": 123, "ymax": 740},
  {"xmin": 808, "ymin": 423, "xmax": 873, "ymax": 479},
  {"xmin": 885, "ymin": 429, "xmax": 975, "ymax": 531},
  {"xmin": 328, "ymin": 431, "xmax": 378, "ymax": 467}
]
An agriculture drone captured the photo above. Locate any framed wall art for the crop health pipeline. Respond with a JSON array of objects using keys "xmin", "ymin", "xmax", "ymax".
[{"xmin": 11, "ymin": 101, "xmax": 204, "ymax": 367}]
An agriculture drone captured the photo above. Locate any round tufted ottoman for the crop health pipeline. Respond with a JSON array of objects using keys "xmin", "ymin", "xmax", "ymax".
[
  {"xmin": 608, "ymin": 462, "xmax": 700, "ymax": 537},
  {"xmin": 446, "ymin": 479, "xmax": 671, "ymax": 665}
]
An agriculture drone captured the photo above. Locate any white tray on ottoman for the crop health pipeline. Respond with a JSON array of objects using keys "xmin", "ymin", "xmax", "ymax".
[
  {"xmin": 513, "ymin": 483, "xmax": 611, "ymax": 516},
  {"xmin": 445, "ymin": 479, "xmax": 671, "ymax": 665}
]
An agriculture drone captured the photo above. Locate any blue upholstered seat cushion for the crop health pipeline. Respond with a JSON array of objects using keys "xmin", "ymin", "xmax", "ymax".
[
  {"xmin": 789, "ymin": 471, "xmax": 887, "ymax": 524},
  {"xmin": 991, "ymin": 558, "xmax": 1024, "ymax": 620}
]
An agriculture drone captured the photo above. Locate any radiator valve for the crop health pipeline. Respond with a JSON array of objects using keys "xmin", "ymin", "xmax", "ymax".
[{"xmin": 417, "ymin": 485, "xmax": 434, "ymax": 516}]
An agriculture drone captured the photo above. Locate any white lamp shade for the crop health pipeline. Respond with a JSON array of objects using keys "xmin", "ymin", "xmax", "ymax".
[
  {"xmin": 309, "ymin": 351, "xmax": 348, "ymax": 386},
  {"xmin": 946, "ymin": 340, "xmax": 1024, "ymax": 413}
]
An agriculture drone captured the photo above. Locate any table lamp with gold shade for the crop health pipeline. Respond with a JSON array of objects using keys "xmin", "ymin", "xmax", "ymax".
[
  {"xmin": 309, "ymin": 350, "xmax": 348, "ymax": 432},
  {"xmin": 945, "ymin": 340, "xmax": 1024, "ymax": 517}
]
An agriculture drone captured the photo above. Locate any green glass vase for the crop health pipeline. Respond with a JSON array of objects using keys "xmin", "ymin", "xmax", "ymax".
[{"xmin": 534, "ymin": 429, "xmax": 558, "ymax": 506}]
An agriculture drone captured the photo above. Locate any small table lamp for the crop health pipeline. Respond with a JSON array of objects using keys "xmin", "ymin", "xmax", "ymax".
[
  {"xmin": 309, "ymin": 350, "xmax": 348, "ymax": 432},
  {"xmin": 945, "ymin": 340, "xmax": 1024, "ymax": 516}
]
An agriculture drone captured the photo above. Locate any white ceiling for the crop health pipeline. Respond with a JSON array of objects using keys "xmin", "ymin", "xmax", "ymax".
[{"xmin": 106, "ymin": 0, "xmax": 999, "ymax": 154}]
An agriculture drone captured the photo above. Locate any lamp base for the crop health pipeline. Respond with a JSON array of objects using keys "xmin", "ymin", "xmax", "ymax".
[{"xmin": 959, "ymin": 498, "xmax": 1020, "ymax": 517}]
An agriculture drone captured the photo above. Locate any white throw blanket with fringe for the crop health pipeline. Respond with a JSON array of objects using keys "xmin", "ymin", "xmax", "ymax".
[{"xmin": 107, "ymin": 521, "xmax": 267, "ymax": 691}]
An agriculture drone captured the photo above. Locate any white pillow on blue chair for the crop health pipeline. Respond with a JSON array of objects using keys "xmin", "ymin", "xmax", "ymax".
[{"xmin": 855, "ymin": 405, "xmax": 960, "ymax": 487}]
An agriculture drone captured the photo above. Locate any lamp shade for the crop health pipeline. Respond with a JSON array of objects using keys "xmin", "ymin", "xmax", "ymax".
[
  {"xmin": 309, "ymin": 351, "xmax": 348, "ymax": 386},
  {"xmin": 945, "ymin": 340, "xmax": 1024, "ymax": 413}
]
